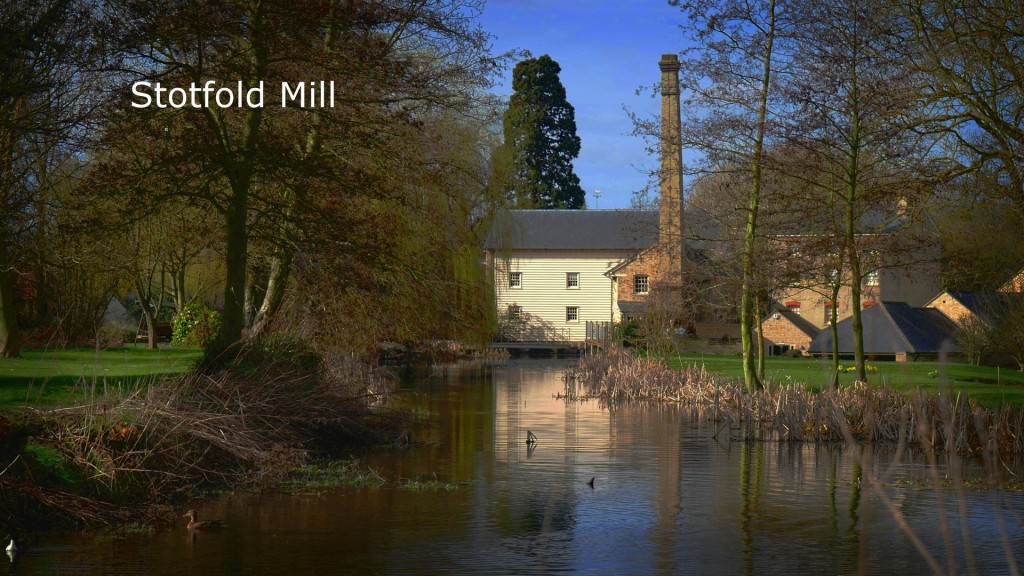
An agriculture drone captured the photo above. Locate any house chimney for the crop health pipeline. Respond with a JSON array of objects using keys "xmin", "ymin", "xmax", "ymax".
[{"xmin": 659, "ymin": 53, "xmax": 683, "ymax": 285}]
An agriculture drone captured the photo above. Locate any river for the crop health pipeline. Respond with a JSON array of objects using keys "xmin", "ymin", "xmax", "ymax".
[{"xmin": 4, "ymin": 358, "xmax": 1023, "ymax": 575}]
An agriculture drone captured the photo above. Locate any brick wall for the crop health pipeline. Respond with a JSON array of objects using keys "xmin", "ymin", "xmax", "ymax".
[
  {"xmin": 927, "ymin": 294, "xmax": 973, "ymax": 326},
  {"xmin": 759, "ymin": 313, "xmax": 817, "ymax": 351}
]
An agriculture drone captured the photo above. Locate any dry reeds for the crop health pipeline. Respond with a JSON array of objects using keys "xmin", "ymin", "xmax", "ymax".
[{"xmin": 563, "ymin": 347, "xmax": 1024, "ymax": 457}]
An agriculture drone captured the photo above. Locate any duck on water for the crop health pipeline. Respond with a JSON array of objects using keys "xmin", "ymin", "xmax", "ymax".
[{"xmin": 183, "ymin": 510, "xmax": 226, "ymax": 530}]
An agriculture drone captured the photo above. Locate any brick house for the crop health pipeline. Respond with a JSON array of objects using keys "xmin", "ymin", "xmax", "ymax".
[
  {"xmin": 807, "ymin": 301, "xmax": 959, "ymax": 362},
  {"xmin": 924, "ymin": 291, "xmax": 1008, "ymax": 327},
  {"xmin": 1000, "ymin": 268, "xmax": 1024, "ymax": 293},
  {"xmin": 759, "ymin": 307, "xmax": 821, "ymax": 353}
]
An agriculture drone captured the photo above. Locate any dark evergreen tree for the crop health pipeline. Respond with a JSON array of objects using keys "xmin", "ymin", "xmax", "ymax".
[{"xmin": 496, "ymin": 55, "xmax": 585, "ymax": 209}]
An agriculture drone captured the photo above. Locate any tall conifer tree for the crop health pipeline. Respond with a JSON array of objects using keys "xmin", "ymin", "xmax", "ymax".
[{"xmin": 495, "ymin": 55, "xmax": 585, "ymax": 209}]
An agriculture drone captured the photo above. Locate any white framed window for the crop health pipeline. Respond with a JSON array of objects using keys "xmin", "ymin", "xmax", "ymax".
[
  {"xmin": 824, "ymin": 302, "xmax": 836, "ymax": 325},
  {"xmin": 566, "ymin": 306, "xmax": 579, "ymax": 322},
  {"xmin": 508, "ymin": 304, "xmax": 522, "ymax": 320},
  {"xmin": 566, "ymin": 272, "xmax": 580, "ymax": 289},
  {"xmin": 786, "ymin": 301, "xmax": 801, "ymax": 316},
  {"xmin": 509, "ymin": 272, "xmax": 522, "ymax": 288},
  {"xmin": 634, "ymin": 274, "xmax": 649, "ymax": 295}
]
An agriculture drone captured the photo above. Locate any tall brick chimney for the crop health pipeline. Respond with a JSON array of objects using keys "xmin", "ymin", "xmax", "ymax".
[{"xmin": 659, "ymin": 53, "xmax": 683, "ymax": 286}]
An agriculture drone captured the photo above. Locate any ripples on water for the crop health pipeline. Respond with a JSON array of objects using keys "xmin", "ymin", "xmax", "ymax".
[{"xmin": 6, "ymin": 358, "xmax": 1024, "ymax": 575}]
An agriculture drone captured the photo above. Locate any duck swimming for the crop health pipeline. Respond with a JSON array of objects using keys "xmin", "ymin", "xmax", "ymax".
[{"xmin": 183, "ymin": 510, "xmax": 225, "ymax": 530}]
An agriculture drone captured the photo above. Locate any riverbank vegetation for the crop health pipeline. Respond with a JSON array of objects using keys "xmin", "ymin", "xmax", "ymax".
[
  {"xmin": 564, "ymin": 348, "xmax": 1024, "ymax": 460},
  {"xmin": 0, "ymin": 338, "xmax": 407, "ymax": 532}
]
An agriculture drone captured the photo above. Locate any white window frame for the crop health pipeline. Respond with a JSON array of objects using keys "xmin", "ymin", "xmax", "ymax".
[
  {"xmin": 566, "ymin": 272, "xmax": 580, "ymax": 289},
  {"xmin": 566, "ymin": 306, "xmax": 579, "ymax": 322},
  {"xmin": 634, "ymin": 274, "xmax": 649, "ymax": 295},
  {"xmin": 509, "ymin": 271, "xmax": 522, "ymax": 289},
  {"xmin": 508, "ymin": 304, "xmax": 522, "ymax": 320}
]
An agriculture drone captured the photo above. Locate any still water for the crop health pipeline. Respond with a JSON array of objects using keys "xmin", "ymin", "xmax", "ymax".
[{"xmin": 5, "ymin": 358, "xmax": 1024, "ymax": 575}]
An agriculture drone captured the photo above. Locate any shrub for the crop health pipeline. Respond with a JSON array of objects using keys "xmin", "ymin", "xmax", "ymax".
[{"xmin": 172, "ymin": 303, "xmax": 221, "ymax": 347}]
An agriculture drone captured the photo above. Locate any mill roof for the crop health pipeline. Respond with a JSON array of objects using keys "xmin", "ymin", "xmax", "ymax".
[{"xmin": 483, "ymin": 209, "xmax": 659, "ymax": 251}]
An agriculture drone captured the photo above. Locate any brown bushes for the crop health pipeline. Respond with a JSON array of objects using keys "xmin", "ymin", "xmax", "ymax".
[{"xmin": 563, "ymin": 347, "xmax": 1024, "ymax": 457}]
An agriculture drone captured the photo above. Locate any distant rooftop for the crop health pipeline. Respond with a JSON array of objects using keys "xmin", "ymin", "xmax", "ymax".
[
  {"xmin": 809, "ymin": 301, "xmax": 959, "ymax": 356},
  {"xmin": 484, "ymin": 209, "xmax": 659, "ymax": 251}
]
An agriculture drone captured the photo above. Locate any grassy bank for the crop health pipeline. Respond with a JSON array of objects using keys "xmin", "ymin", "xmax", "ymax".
[
  {"xmin": 668, "ymin": 354, "xmax": 1024, "ymax": 407},
  {"xmin": 0, "ymin": 346, "xmax": 203, "ymax": 408}
]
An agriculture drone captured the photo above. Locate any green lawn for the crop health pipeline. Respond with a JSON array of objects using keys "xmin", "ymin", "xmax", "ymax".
[
  {"xmin": 0, "ymin": 346, "xmax": 203, "ymax": 408},
  {"xmin": 670, "ymin": 354, "xmax": 1024, "ymax": 407}
]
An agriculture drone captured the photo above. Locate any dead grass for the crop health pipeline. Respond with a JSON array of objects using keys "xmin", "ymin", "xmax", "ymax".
[
  {"xmin": 1, "ymin": 351, "xmax": 401, "ymax": 530},
  {"xmin": 563, "ymin": 347, "xmax": 1024, "ymax": 456}
]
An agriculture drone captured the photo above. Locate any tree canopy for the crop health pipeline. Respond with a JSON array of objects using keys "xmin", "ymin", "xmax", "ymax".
[{"xmin": 494, "ymin": 55, "xmax": 585, "ymax": 209}]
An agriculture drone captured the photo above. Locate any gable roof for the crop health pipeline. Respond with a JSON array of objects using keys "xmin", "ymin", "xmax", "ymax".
[
  {"xmin": 808, "ymin": 301, "xmax": 959, "ymax": 356},
  {"xmin": 484, "ymin": 209, "xmax": 659, "ymax": 251},
  {"xmin": 764, "ymin": 307, "xmax": 821, "ymax": 339},
  {"xmin": 1000, "ymin": 268, "xmax": 1024, "ymax": 292},
  {"xmin": 926, "ymin": 291, "xmax": 1019, "ymax": 326}
]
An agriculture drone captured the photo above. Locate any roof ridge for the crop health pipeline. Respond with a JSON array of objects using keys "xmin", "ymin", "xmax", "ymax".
[{"xmin": 876, "ymin": 302, "xmax": 915, "ymax": 352}]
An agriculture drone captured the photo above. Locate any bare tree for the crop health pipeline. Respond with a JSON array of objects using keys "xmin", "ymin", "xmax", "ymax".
[
  {"xmin": 671, "ymin": 0, "xmax": 798, "ymax": 391},
  {"xmin": 899, "ymin": 0, "xmax": 1024, "ymax": 216},
  {"xmin": 783, "ymin": 0, "xmax": 941, "ymax": 381}
]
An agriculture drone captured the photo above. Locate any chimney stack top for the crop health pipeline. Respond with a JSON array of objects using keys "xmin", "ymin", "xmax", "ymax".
[{"xmin": 659, "ymin": 53, "xmax": 680, "ymax": 72}]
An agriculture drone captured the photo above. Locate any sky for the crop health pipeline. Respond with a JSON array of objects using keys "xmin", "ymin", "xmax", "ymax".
[{"xmin": 478, "ymin": 1, "xmax": 686, "ymax": 209}]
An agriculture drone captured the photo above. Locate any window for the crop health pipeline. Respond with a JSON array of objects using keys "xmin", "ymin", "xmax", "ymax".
[
  {"xmin": 634, "ymin": 274, "xmax": 649, "ymax": 295},
  {"xmin": 566, "ymin": 306, "xmax": 579, "ymax": 322},
  {"xmin": 509, "ymin": 272, "xmax": 522, "ymax": 288},
  {"xmin": 566, "ymin": 272, "xmax": 580, "ymax": 289},
  {"xmin": 865, "ymin": 269, "xmax": 880, "ymax": 286},
  {"xmin": 508, "ymin": 305, "xmax": 522, "ymax": 320},
  {"xmin": 824, "ymin": 301, "xmax": 836, "ymax": 325},
  {"xmin": 785, "ymin": 301, "xmax": 801, "ymax": 316}
]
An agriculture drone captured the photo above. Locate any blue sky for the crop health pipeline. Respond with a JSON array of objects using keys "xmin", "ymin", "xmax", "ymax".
[{"xmin": 478, "ymin": 1, "xmax": 685, "ymax": 209}]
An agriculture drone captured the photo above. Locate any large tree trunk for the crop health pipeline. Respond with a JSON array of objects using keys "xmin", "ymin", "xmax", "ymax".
[
  {"xmin": 0, "ymin": 242, "xmax": 23, "ymax": 358},
  {"xmin": 210, "ymin": 189, "xmax": 249, "ymax": 359}
]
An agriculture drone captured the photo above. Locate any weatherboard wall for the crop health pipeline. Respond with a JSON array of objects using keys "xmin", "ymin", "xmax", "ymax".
[{"xmin": 493, "ymin": 250, "xmax": 628, "ymax": 342}]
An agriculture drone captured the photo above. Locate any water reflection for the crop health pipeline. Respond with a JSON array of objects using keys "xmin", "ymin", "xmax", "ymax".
[{"xmin": 7, "ymin": 358, "xmax": 1024, "ymax": 575}]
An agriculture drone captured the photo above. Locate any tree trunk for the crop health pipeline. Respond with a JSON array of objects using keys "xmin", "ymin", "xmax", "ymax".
[
  {"xmin": 210, "ymin": 189, "xmax": 249, "ymax": 358},
  {"xmin": 846, "ymin": 55, "xmax": 867, "ymax": 383},
  {"xmin": 0, "ymin": 241, "xmax": 23, "ymax": 358},
  {"xmin": 740, "ymin": 0, "xmax": 777, "ymax": 393},
  {"xmin": 244, "ymin": 260, "xmax": 267, "ymax": 329},
  {"xmin": 249, "ymin": 247, "xmax": 293, "ymax": 340},
  {"xmin": 829, "ymin": 283, "xmax": 841, "ymax": 390},
  {"xmin": 141, "ymin": 307, "xmax": 158, "ymax": 350},
  {"xmin": 756, "ymin": 294, "xmax": 766, "ymax": 382}
]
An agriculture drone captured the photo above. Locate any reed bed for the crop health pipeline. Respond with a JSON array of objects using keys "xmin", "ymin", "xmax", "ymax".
[{"xmin": 563, "ymin": 347, "xmax": 1024, "ymax": 456}]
